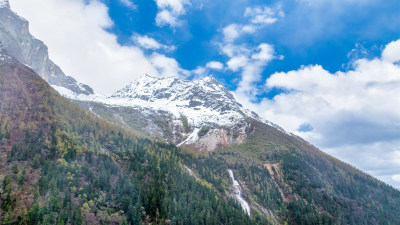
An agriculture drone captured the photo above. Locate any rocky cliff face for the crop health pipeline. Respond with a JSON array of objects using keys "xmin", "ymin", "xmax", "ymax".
[{"xmin": 0, "ymin": 0, "xmax": 93, "ymax": 95}]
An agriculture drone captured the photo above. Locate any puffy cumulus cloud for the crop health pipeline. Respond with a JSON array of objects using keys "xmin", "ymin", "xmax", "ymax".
[
  {"xmin": 252, "ymin": 43, "xmax": 275, "ymax": 61},
  {"xmin": 10, "ymin": 0, "xmax": 186, "ymax": 95},
  {"xmin": 150, "ymin": 53, "xmax": 189, "ymax": 78},
  {"xmin": 227, "ymin": 56, "xmax": 248, "ymax": 72},
  {"xmin": 238, "ymin": 39, "xmax": 400, "ymax": 188},
  {"xmin": 382, "ymin": 39, "xmax": 400, "ymax": 63},
  {"xmin": 262, "ymin": 59, "xmax": 400, "ymax": 142},
  {"xmin": 222, "ymin": 24, "xmax": 240, "ymax": 43},
  {"xmin": 119, "ymin": 0, "xmax": 136, "ymax": 10},
  {"xmin": 154, "ymin": 0, "xmax": 190, "ymax": 27},
  {"xmin": 206, "ymin": 61, "xmax": 224, "ymax": 70},
  {"xmin": 132, "ymin": 34, "xmax": 175, "ymax": 51}
]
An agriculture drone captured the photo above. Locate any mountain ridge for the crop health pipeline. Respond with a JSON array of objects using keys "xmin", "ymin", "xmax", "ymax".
[
  {"xmin": 0, "ymin": 0, "xmax": 93, "ymax": 95},
  {"xmin": 71, "ymin": 74, "xmax": 275, "ymax": 151}
]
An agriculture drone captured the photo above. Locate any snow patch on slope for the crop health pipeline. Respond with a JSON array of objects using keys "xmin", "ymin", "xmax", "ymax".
[
  {"xmin": 178, "ymin": 128, "xmax": 200, "ymax": 146},
  {"xmin": 52, "ymin": 85, "xmax": 104, "ymax": 101}
]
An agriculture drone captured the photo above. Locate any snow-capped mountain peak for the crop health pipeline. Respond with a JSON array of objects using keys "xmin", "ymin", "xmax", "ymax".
[
  {"xmin": 93, "ymin": 75, "xmax": 262, "ymax": 150},
  {"xmin": 109, "ymin": 75, "xmax": 258, "ymax": 124}
]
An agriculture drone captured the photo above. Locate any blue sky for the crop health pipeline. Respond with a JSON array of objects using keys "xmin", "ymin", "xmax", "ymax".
[
  {"xmin": 105, "ymin": 0, "xmax": 400, "ymax": 94},
  {"xmin": 10, "ymin": 0, "xmax": 400, "ymax": 188}
]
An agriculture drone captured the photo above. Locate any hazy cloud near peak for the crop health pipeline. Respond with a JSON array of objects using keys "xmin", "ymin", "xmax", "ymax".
[
  {"xmin": 10, "ymin": 0, "xmax": 187, "ymax": 95},
  {"xmin": 132, "ymin": 34, "xmax": 176, "ymax": 51}
]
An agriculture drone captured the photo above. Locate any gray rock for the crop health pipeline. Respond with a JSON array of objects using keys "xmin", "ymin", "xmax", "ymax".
[{"xmin": 0, "ymin": 1, "xmax": 93, "ymax": 95}]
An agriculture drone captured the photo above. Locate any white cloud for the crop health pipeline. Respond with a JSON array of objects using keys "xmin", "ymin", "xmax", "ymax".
[
  {"xmin": 223, "ymin": 43, "xmax": 277, "ymax": 103},
  {"xmin": 242, "ymin": 25, "xmax": 257, "ymax": 34},
  {"xmin": 206, "ymin": 61, "xmax": 224, "ymax": 70},
  {"xmin": 252, "ymin": 43, "xmax": 275, "ymax": 61},
  {"xmin": 218, "ymin": 7, "xmax": 280, "ymax": 104},
  {"xmin": 156, "ymin": 10, "xmax": 180, "ymax": 27},
  {"xmin": 119, "ymin": 0, "xmax": 136, "ymax": 9},
  {"xmin": 10, "ymin": 0, "xmax": 185, "ymax": 95},
  {"xmin": 382, "ymin": 39, "xmax": 400, "ymax": 63},
  {"xmin": 154, "ymin": 0, "xmax": 189, "ymax": 27},
  {"xmin": 244, "ymin": 6, "xmax": 283, "ymax": 25},
  {"xmin": 220, "ymin": 43, "xmax": 251, "ymax": 58},
  {"xmin": 223, "ymin": 24, "xmax": 240, "ymax": 43},
  {"xmin": 150, "ymin": 52, "xmax": 189, "ymax": 77},
  {"xmin": 227, "ymin": 56, "xmax": 248, "ymax": 72},
  {"xmin": 222, "ymin": 5, "xmax": 283, "ymax": 43},
  {"xmin": 190, "ymin": 61, "xmax": 224, "ymax": 79},
  {"xmin": 132, "ymin": 34, "xmax": 175, "ymax": 51},
  {"xmin": 191, "ymin": 66, "xmax": 207, "ymax": 79},
  {"xmin": 222, "ymin": 24, "xmax": 259, "ymax": 43},
  {"xmin": 235, "ymin": 39, "xmax": 400, "ymax": 189}
]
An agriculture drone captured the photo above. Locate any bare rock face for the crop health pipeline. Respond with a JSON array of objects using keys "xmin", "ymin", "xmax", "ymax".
[{"xmin": 0, "ymin": 0, "xmax": 93, "ymax": 95}]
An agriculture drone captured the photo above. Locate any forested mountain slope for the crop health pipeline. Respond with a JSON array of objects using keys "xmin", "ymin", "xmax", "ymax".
[
  {"xmin": 1, "ymin": 2, "xmax": 400, "ymax": 223},
  {"xmin": 177, "ymin": 120, "xmax": 400, "ymax": 224},
  {"xmin": 0, "ymin": 47, "xmax": 269, "ymax": 224}
]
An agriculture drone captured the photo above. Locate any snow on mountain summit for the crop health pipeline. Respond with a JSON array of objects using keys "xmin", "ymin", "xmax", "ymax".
[
  {"xmin": 85, "ymin": 74, "xmax": 265, "ymax": 150},
  {"xmin": 55, "ymin": 73, "xmax": 283, "ymax": 150},
  {"xmin": 106, "ymin": 75, "xmax": 261, "ymax": 128}
]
